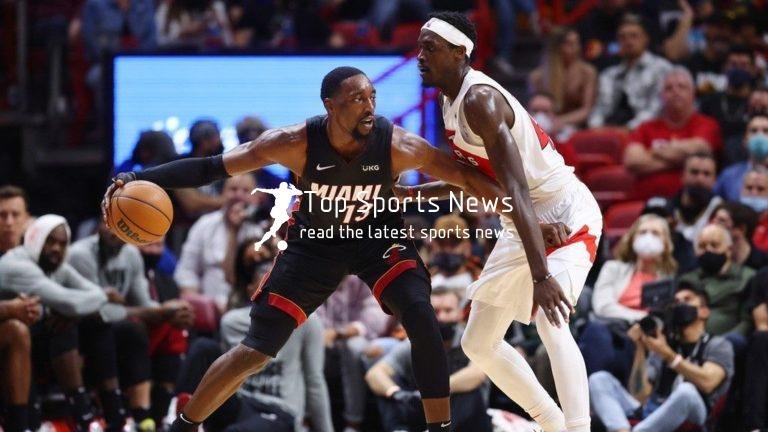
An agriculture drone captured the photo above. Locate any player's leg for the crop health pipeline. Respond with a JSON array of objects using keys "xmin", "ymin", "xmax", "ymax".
[
  {"xmin": 462, "ymin": 300, "xmax": 565, "ymax": 432},
  {"xmin": 172, "ymin": 241, "xmax": 346, "ymax": 431},
  {"xmin": 378, "ymin": 271, "xmax": 451, "ymax": 432},
  {"xmin": 534, "ymin": 263, "xmax": 592, "ymax": 432},
  {"xmin": 170, "ymin": 302, "xmax": 295, "ymax": 431}
]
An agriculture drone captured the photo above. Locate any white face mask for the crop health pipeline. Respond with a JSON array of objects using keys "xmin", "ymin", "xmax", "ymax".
[{"xmin": 632, "ymin": 232, "xmax": 664, "ymax": 258}]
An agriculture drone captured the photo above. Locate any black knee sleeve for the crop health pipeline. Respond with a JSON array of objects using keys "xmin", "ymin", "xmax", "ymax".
[
  {"xmin": 400, "ymin": 301, "xmax": 449, "ymax": 399},
  {"xmin": 378, "ymin": 270, "xmax": 449, "ymax": 398}
]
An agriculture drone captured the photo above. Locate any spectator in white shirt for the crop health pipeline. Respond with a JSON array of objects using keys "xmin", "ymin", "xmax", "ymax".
[{"xmin": 174, "ymin": 174, "xmax": 263, "ymax": 311}]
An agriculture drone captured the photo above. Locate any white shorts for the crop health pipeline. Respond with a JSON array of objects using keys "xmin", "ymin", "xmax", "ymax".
[{"xmin": 466, "ymin": 181, "xmax": 603, "ymax": 324}]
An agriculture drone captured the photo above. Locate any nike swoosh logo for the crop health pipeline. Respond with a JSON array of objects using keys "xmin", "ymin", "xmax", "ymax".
[
  {"xmin": 440, "ymin": 421, "xmax": 452, "ymax": 428},
  {"xmin": 316, "ymin": 164, "xmax": 335, "ymax": 171}
]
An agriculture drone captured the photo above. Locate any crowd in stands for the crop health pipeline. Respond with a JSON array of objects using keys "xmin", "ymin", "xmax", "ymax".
[{"xmin": 3, "ymin": 0, "xmax": 768, "ymax": 432}]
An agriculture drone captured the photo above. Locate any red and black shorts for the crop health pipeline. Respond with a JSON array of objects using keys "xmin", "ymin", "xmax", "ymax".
[{"xmin": 242, "ymin": 237, "xmax": 431, "ymax": 357}]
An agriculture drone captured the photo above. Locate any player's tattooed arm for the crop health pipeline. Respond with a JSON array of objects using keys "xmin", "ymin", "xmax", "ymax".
[
  {"xmin": 463, "ymin": 84, "xmax": 573, "ymax": 326},
  {"xmin": 224, "ymin": 123, "xmax": 307, "ymax": 177},
  {"xmin": 391, "ymin": 125, "xmax": 507, "ymax": 204}
]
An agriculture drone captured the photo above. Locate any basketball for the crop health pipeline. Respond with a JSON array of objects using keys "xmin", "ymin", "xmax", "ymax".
[{"xmin": 108, "ymin": 180, "xmax": 173, "ymax": 246}]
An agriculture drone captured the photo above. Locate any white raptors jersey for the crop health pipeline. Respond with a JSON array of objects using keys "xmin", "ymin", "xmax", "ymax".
[{"xmin": 441, "ymin": 69, "xmax": 575, "ymax": 203}]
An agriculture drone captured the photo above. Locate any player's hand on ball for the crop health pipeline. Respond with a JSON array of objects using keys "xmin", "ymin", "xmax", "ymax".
[
  {"xmin": 540, "ymin": 222, "xmax": 571, "ymax": 247},
  {"xmin": 532, "ymin": 276, "xmax": 574, "ymax": 327},
  {"xmin": 102, "ymin": 172, "xmax": 136, "ymax": 228}
]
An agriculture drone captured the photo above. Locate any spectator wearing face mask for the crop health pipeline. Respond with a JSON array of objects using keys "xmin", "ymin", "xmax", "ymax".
[
  {"xmin": 526, "ymin": 92, "xmax": 579, "ymax": 169},
  {"xmin": 700, "ymin": 47, "xmax": 760, "ymax": 160},
  {"xmin": 714, "ymin": 114, "xmax": 768, "ymax": 201},
  {"xmin": 671, "ymin": 152, "xmax": 722, "ymax": 246},
  {"xmin": 741, "ymin": 169, "xmax": 768, "ymax": 214},
  {"xmin": 709, "ymin": 201, "xmax": 767, "ymax": 270},
  {"xmin": 589, "ymin": 284, "xmax": 734, "ymax": 432},
  {"xmin": 579, "ymin": 214, "xmax": 678, "ymax": 383},
  {"xmin": 427, "ymin": 214, "xmax": 480, "ymax": 298},
  {"xmin": 742, "ymin": 169, "xmax": 768, "ymax": 252},
  {"xmin": 365, "ymin": 287, "xmax": 491, "ymax": 432},
  {"xmin": 680, "ymin": 224, "xmax": 754, "ymax": 344}
]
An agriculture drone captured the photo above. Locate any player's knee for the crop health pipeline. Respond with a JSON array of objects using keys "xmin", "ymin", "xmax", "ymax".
[
  {"xmin": 400, "ymin": 301, "xmax": 438, "ymax": 339},
  {"xmin": 228, "ymin": 344, "xmax": 270, "ymax": 375},
  {"xmin": 2, "ymin": 319, "xmax": 31, "ymax": 352},
  {"xmin": 461, "ymin": 320, "xmax": 496, "ymax": 362}
]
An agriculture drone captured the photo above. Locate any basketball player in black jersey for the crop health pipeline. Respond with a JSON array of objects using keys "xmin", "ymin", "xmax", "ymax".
[{"xmin": 103, "ymin": 67, "xmax": 565, "ymax": 432}]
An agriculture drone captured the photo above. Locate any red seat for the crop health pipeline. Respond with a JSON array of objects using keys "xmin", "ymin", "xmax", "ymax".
[
  {"xmin": 567, "ymin": 128, "xmax": 629, "ymax": 165},
  {"xmin": 604, "ymin": 200, "xmax": 645, "ymax": 245},
  {"xmin": 585, "ymin": 165, "xmax": 636, "ymax": 211},
  {"xmin": 181, "ymin": 291, "xmax": 220, "ymax": 333},
  {"xmin": 576, "ymin": 153, "xmax": 616, "ymax": 177}
]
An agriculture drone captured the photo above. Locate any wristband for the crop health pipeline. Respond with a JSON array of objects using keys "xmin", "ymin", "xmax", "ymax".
[
  {"xmin": 533, "ymin": 273, "xmax": 553, "ymax": 284},
  {"xmin": 385, "ymin": 385, "xmax": 401, "ymax": 398},
  {"xmin": 669, "ymin": 354, "xmax": 683, "ymax": 369}
]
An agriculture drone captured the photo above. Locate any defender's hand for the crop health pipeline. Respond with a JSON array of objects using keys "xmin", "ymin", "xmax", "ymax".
[
  {"xmin": 531, "ymin": 276, "xmax": 574, "ymax": 327},
  {"xmin": 102, "ymin": 172, "xmax": 136, "ymax": 228},
  {"xmin": 540, "ymin": 222, "xmax": 571, "ymax": 247}
]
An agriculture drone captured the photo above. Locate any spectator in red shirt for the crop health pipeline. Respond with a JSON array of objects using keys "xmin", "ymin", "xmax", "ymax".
[{"xmin": 624, "ymin": 67, "xmax": 723, "ymax": 200}]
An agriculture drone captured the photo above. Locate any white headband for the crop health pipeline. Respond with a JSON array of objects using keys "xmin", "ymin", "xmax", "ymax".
[{"xmin": 421, "ymin": 18, "xmax": 474, "ymax": 57}]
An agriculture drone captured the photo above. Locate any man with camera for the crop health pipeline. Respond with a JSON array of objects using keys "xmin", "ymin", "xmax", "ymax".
[{"xmin": 589, "ymin": 283, "xmax": 734, "ymax": 432}]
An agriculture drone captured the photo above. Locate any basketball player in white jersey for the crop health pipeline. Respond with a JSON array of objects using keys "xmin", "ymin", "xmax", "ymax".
[{"xmin": 409, "ymin": 12, "xmax": 603, "ymax": 432}]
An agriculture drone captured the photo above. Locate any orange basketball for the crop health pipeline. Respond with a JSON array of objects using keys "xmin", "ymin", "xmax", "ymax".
[{"xmin": 109, "ymin": 180, "xmax": 173, "ymax": 246}]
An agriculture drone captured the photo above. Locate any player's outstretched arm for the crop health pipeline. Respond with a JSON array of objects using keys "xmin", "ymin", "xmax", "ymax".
[
  {"xmin": 392, "ymin": 181, "xmax": 459, "ymax": 201},
  {"xmin": 462, "ymin": 85, "xmax": 572, "ymax": 326},
  {"xmin": 391, "ymin": 126, "xmax": 507, "ymax": 204},
  {"xmin": 103, "ymin": 124, "xmax": 306, "ymax": 224}
]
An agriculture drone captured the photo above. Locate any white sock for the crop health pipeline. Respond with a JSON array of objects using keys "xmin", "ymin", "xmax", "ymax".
[{"xmin": 462, "ymin": 301, "xmax": 565, "ymax": 432}]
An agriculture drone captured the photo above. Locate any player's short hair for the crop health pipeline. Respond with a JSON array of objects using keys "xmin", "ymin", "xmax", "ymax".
[
  {"xmin": 0, "ymin": 185, "xmax": 29, "ymax": 210},
  {"xmin": 320, "ymin": 66, "xmax": 366, "ymax": 100}
]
